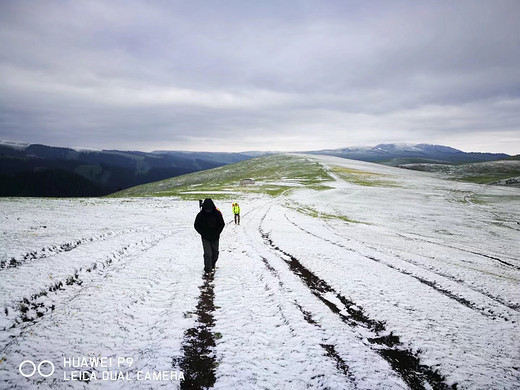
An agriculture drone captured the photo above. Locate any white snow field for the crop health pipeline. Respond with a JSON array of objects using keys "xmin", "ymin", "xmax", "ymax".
[{"xmin": 1, "ymin": 154, "xmax": 519, "ymax": 389}]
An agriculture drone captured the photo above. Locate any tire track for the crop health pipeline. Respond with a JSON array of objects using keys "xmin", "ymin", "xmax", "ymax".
[
  {"xmin": 175, "ymin": 272, "xmax": 217, "ymax": 390},
  {"xmin": 1, "ymin": 229, "xmax": 181, "ymax": 342},
  {"xmin": 453, "ymin": 192, "xmax": 520, "ymax": 233},
  {"xmin": 221, "ymin": 209, "xmax": 359, "ymax": 388},
  {"xmin": 0, "ymin": 224, "xmax": 197, "ymax": 388},
  {"xmin": 259, "ymin": 225, "xmax": 455, "ymax": 390},
  {"xmin": 260, "ymin": 257, "xmax": 356, "ymax": 385},
  {"xmin": 324, "ymin": 217, "xmax": 520, "ymax": 312},
  {"xmin": 0, "ymin": 227, "xmax": 151, "ymax": 270},
  {"xmin": 284, "ymin": 211, "xmax": 519, "ymax": 317},
  {"xmin": 396, "ymin": 233, "xmax": 520, "ymax": 271}
]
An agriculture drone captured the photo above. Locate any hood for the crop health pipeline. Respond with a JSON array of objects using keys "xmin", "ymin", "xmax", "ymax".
[{"xmin": 202, "ymin": 198, "xmax": 216, "ymax": 212}]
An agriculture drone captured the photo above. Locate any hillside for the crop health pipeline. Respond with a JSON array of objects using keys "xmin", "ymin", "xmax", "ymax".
[
  {"xmin": 1, "ymin": 154, "xmax": 519, "ymax": 388},
  {"xmin": 0, "ymin": 142, "xmax": 255, "ymax": 197},
  {"xmin": 111, "ymin": 152, "xmax": 520, "ymax": 201},
  {"xmin": 399, "ymin": 160, "xmax": 520, "ymax": 186},
  {"xmin": 109, "ymin": 154, "xmax": 334, "ymax": 199}
]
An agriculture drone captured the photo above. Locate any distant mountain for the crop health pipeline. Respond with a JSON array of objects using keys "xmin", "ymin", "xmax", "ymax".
[
  {"xmin": 307, "ymin": 143, "xmax": 510, "ymax": 165},
  {"xmin": 399, "ymin": 160, "xmax": 520, "ymax": 186},
  {"xmin": 0, "ymin": 142, "xmax": 257, "ymax": 197},
  {"xmin": 1, "ymin": 141, "xmax": 512, "ymax": 197}
]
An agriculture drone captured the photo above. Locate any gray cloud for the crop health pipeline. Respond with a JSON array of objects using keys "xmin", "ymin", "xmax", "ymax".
[{"xmin": 1, "ymin": 0, "xmax": 519, "ymax": 153}]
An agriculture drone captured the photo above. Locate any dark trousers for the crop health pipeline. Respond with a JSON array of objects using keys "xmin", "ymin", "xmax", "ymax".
[
  {"xmin": 202, "ymin": 238, "xmax": 219, "ymax": 272},
  {"xmin": 234, "ymin": 214, "xmax": 240, "ymax": 225}
]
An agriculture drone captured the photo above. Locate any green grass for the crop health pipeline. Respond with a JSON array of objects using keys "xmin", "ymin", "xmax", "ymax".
[
  {"xmin": 287, "ymin": 202, "xmax": 364, "ymax": 224},
  {"xmin": 453, "ymin": 173, "xmax": 520, "ymax": 185},
  {"xmin": 330, "ymin": 166, "xmax": 399, "ymax": 187},
  {"xmin": 394, "ymin": 160, "xmax": 520, "ymax": 187},
  {"xmin": 108, "ymin": 154, "xmax": 334, "ymax": 199},
  {"xmin": 463, "ymin": 195, "xmax": 486, "ymax": 205}
]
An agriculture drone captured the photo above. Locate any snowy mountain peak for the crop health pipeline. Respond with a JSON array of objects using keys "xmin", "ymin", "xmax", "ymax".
[
  {"xmin": 308, "ymin": 143, "xmax": 507, "ymax": 164},
  {"xmin": 414, "ymin": 144, "xmax": 462, "ymax": 154},
  {"xmin": 372, "ymin": 143, "xmax": 462, "ymax": 153}
]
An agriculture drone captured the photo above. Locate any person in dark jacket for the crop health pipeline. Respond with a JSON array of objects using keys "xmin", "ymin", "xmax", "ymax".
[{"xmin": 194, "ymin": 198, "xmax": 225, "ymax": 273}]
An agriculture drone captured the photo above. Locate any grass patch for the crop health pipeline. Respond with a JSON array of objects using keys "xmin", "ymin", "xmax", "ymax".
[
  {"xmin": 465, "ymin": 195, "xmax": 487, "ymax": 205},
  {"xmin": 332, "ymin": 167, "xmax": 383, "ymax": 176},
  {"xmin": 288, "ymin": 203, "xmax": 364, "ymax": 224},
  {"xmin": 451, "ymin": 192, "xmax": 488, "ymax": 205},
  {"xmin": 331, "ymin": 166, "xmax": 399, "ymax": 187},
  {"xmin": 108, "ymin": 154, "xmax": 334, "ymax": 198},
  {"xmin": 452, "ymin": 174, "xmax": 520, "ymax": 184}
]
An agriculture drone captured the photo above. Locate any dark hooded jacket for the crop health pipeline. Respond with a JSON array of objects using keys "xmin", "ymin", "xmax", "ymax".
[{"xmin": 194, "ymin": 198, "xmax": 225, "ymax": 240}]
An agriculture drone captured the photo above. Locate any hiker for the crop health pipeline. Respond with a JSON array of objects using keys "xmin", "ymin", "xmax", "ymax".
[
  {"xmin": 194, "ymin": 198, "xmax": 225, "ymax": 274},
  {"xmin": 232, "ymin": 202, "xmax": 241, "ymax": 225}
]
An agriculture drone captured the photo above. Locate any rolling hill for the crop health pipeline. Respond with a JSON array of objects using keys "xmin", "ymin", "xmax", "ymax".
[
  {"xmin": 0, "ymin": 142, "xmax": 257, "ymax": 197},
  {"xmin": 111, "ymin": 152, "xmax": 520, "ymax": 200},
  {"xmin": 109, "ymin": 154, "xmax": 334, "ymax": 199}
]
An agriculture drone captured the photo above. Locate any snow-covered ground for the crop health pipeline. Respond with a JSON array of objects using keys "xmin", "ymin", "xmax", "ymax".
[{"xmin": 1, "ymin": 155, "xmax": 519, "ymax": 389}]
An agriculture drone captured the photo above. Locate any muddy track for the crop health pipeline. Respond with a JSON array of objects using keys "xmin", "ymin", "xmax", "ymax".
[
  {"xmin": 329, "ymin": 221, "xmax": 520, "ymax": 312},
  {"xmin": 0, "ymin": 227, "xmax": 150, "ymax": 270},
  {"xmin": 1, "ymin": 232, "xmax": 173, "ymax": 343},
  {"xmin": 260, "ymin": 256, "xmax": 356, "ymax": 384},
  {"xmin": 259, "ymin": 226, "xmax": 455, "ymax": 390},
  {"xmin": 285, "ymin": 212, "xmax": 519, "ymax": 315},
  {"xmin": 175, "ymin": 272, "xmax": 217, "ymax": 390},
  {"xmin": 396, "ymin": 233, "xmax": 520, "ymax": 271}
]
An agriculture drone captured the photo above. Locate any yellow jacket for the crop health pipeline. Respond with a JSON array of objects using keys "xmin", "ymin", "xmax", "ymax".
[{"xmin": 232, "ymin": 203, "xmax": 241, "ymax": 215}]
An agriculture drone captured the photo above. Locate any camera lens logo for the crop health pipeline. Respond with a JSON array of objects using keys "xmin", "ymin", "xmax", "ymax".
[{"xmin": 19, "ymin": 360, "xmax": 55, "ymax": 378}]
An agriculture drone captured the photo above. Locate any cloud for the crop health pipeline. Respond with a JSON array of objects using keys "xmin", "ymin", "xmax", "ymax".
[{"xmin": 1, "ymin": 0, "xmax": 519, "ymax": 153}]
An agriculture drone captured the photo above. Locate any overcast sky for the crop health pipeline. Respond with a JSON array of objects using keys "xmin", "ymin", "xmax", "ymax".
[{"xmin": 1, "ymin": 1, "xmax": 519, "ymax": 154}]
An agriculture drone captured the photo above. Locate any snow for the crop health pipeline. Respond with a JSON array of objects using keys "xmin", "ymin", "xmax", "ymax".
[
  {"xmin": 70, "ymin": 147, "xmax": 101, "ymax": 153},
  {"xmin": 0, "ymin": 140, "xmax": 30, "ymax": 149},
  {"xmin": 1, "ymin": 154, "xmax": 519, "ymax": 389},
  {"xmin": 179, "ymin": 191, "xmax": 241, "ymax": 194}
]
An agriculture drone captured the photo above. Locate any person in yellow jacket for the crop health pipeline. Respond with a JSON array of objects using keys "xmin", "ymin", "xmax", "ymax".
[{"xmin": 232, "ymin": 202, "xmax": 241, "ymax": 225}]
